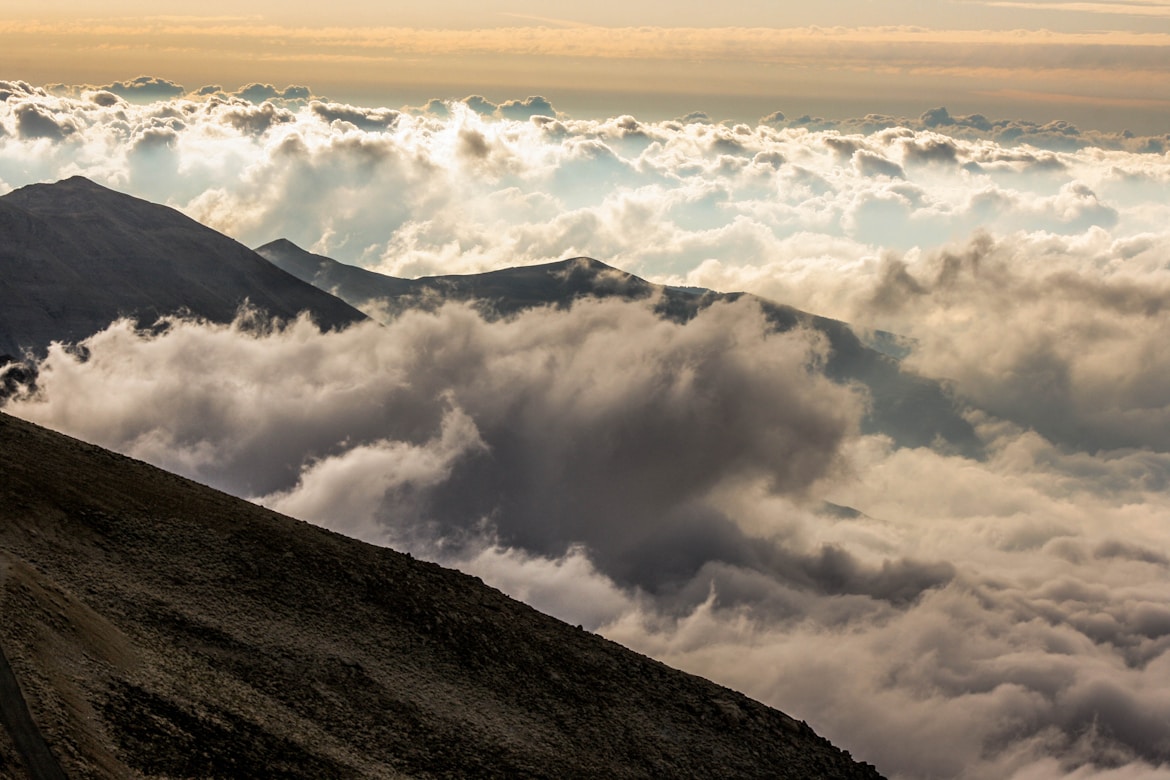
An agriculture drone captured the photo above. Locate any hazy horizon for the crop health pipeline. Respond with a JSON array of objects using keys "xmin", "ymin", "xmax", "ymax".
[{"xmin": 5, "ymin": 0, "xmax": 1170, "ymax": 133}]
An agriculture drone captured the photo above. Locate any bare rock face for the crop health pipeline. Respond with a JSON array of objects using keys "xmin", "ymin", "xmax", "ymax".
[
  {"xmin": 0, "ymin": 177, "xmax": 365, "ymax": 358},
  {"xmin": 0, "ymin": 412, "xmax": 886, "ymax": 779}
]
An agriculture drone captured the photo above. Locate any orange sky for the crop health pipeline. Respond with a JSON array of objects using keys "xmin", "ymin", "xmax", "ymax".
[{"xmin": 4, "ymin": 4, "xmax": 1170, "ymax": 129}]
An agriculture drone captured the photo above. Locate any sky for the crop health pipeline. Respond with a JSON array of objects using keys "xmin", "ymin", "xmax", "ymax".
[
  {"xmin": 4, "ymin": 1, "xmax": 1170, "ymax": 130},
  {"xmin": 3, "ymin": 4, "xmax": 1170, "ymax": 780}
]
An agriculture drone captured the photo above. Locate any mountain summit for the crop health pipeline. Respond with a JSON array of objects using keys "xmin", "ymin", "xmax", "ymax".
[
  {"xmin": 0, "ymin": 177, "xmax": 364, "ymax": 357},
  {"xmin": 0, "ymin": 411, "xmax": 885, "ymax": 779},
  {"xmin": 256, "ymin": 239, "xmax": 652, "ymax": 319}
]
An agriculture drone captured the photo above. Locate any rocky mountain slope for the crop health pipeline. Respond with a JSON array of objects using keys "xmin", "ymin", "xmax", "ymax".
[
  {"xmin": 258, "ymin": 238, "xmax": 980, "ymax": 455},
  {"xmin": 0, "ymin": 178, "xmax": 365, "ymax": 358},
  {"xmin": 0, "ymin": 411, "xmax": 886, "ymax": 779}
]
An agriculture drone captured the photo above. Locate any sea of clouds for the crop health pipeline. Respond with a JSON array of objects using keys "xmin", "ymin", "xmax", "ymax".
[{"xmin": 2, "ymin": 78, "xmax": 1170, "ymax": 780}]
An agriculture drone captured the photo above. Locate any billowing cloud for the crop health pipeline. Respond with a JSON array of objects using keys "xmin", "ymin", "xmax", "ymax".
[
  {"xmin": 497, "ymin": 95, "xmax": 557, "ymax": 120},
  {"xmin": 6, "ymin": 297, "xmax": 1170, "ymax": 779},
  {"xmin": 310, "ymin": 102, "xmax": 400, "ymax": 131},
  {"xmin": 101, "ymin": 76, "xmax": 186, "ymax": 102},
  {"xmin": 234, "ymin": 82, "xmax": 313, "ymax": 104},
  {"xmin": 13, "ymin": 103, "xmax": 78, "ymax": 141},
  {"xmin": 220, "ymin": 101, "xmax": 297, "ymax": 135},
  {"xmin": 7, "ymin": 298, "xmax": 862, "ymax": 593},
  {"xmin": 854, "ymin": 233, "xmax": 1170, "ymax": 453},
  {"xmin": 1, "ymin": 83, "xmax": 1167, "ymax": 279}
]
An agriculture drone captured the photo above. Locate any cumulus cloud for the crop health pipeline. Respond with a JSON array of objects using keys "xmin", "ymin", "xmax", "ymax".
[
  {"xmin": 220, "ymin": 101, "xmax": 296, "ymax": 135},
  {"xmin": 310, "ymin": 102, "xmax": 400, "ymax": 131},
  {"xmin": 434, "ymin": 94, "xmax": 559, "ymax": 121},
  {"xmin": 497, "ymin": 95, "xmax": 556, "ymax": 120},
  {"xmin": 766, "ymin": 106, "xmax": 1169, "ymax": 154},
  {"xmin": 101, "ymin": 76, "xmax": 186, "ymax": 102},
  {"xmin": 13, "ymin": 103, "xmax": 77, "ymax": 140},
  {"xmin": 1, "ymin": 83, "xmax": 1167, "ymax": 282},
  {"xmin": 0, "ymin": 80, "xmax": 44, "ymax": 102},
  {"xmin": 852, "ymin": 232, "xmax": 1170, "ymax": 453},
  {"xmin": 234, "ymin": 83, "xmax": 313, "ymax": 104}
]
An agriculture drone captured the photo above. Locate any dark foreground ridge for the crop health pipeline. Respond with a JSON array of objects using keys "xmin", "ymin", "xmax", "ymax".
[
  {"xmin": 0, "ymin": 412, "xmax": 885, "ymax": 779},
  {"xmin": 0, "ymin": 597, "xmax": 67, "ymax": 780}
]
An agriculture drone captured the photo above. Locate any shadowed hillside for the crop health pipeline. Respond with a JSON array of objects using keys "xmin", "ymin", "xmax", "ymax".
[
  {"xmin": 0, "ymin": 412, "xmax": 885, "ymax": 779},
  {"xmin": 0, "ymin": 177, "xmax": 365, "ymax": 358}
]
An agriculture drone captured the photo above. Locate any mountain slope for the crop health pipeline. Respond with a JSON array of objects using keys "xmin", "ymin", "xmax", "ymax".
[
  {"xmin": 0, "ymin": 178, "xmax": 365, "ymax": 358},
  {"xmin": 258, "ymin": 239, "xmax": 980, "ymax": 455},
  {"xmin": 0, "ymin": 411, "xmax": 885, "ymax": 779}
]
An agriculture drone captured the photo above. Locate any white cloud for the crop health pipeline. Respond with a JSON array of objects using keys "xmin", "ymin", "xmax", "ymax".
[
  {"xmin": 1, "ymin": 84, "xmax": 1168, "ymax": 284},
  {"xmin": 264, "ymin": 404, "xmax": 487, "ymax": 543}
]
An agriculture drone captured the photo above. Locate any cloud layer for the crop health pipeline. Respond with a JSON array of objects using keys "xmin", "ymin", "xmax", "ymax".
[
  {"xmin": 7, "ymin": 303, "xmax": 1170, "ymax": 780},
  {"xmin": 3, "ymin": 83, "xmax": 1170, "ymax": 779}
]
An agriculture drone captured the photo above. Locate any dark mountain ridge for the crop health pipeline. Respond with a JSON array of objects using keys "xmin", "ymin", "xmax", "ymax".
[
  {"xmin": 0, "ymin": 177, "xmax": 365, "ymax": 358},
  {"xmin": 0, "ymin": 411, "xmax": 884, "ymax": 779},
  {"xmin": 257, "ymin": 239, "xmax": 655, "ymax": 318},
  {"xmin": 258, "ymin": 239, "xmax": 980, "ymax": 455}
]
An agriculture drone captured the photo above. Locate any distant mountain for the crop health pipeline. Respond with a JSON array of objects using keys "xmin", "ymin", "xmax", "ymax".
[
  {"xmin": 0, "ymin": 178, "xmax": 365, "ymax": 358},
  {"xmin": 0, "ymin": 411, "xmax": 885, "ymax": 779},
  {"xmin": 257, "ymin": 238, "xmax": 657, "ymax": 318},
  {"xmin": 258, "ymin": 239, "xmax": 981, "ymax": 455}
]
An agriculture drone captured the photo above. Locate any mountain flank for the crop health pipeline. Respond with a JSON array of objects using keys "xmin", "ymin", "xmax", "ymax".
[
  {"xmin": 257, "ymin": 239, "xmax": 654, "ymax": 319},
  {"xmin": 0, "ymin": 411, "xmax": 885, "ymax": 779},
  {"xmin": 0, "ymin": 177, "xmax": 364, "ymax": 358}
]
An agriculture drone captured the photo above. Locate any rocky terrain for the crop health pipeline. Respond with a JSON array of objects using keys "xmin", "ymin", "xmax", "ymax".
[{"xmin": 0, "ymin": 411, "xmax": 886, "ymax": 779}]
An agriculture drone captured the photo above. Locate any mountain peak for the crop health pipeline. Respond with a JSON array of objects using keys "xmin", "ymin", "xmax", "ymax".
[
  {"xmin": 51, "ymin": 174, "xmax": 107, "ymax": 189},
  {"xmin": 10, "ymin": 174, "xmax": 119, "ymax": 200},
  {"xmin": 0, "ymin": 179, "xmax": 365, "ymax": 357},
  {"xmin": 4, "ymin": 175, "xmax": 176, "ymax": 227},
  {"xmin": 257, "ymin": 237, "xmax": 302, "ymax": 252},
  {"xmin": 556, "ymin": 256, "xmax": 618, "ymax": 272}
]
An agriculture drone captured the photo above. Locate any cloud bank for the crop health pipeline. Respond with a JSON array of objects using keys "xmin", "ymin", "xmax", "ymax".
[
  {"xmin": 3, "ymin": 82, "xmax": 1170, "ymax": 780},
  {"xmin": 6, "ymin": 298, "xmax": 1170, "ymax": 780}
]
